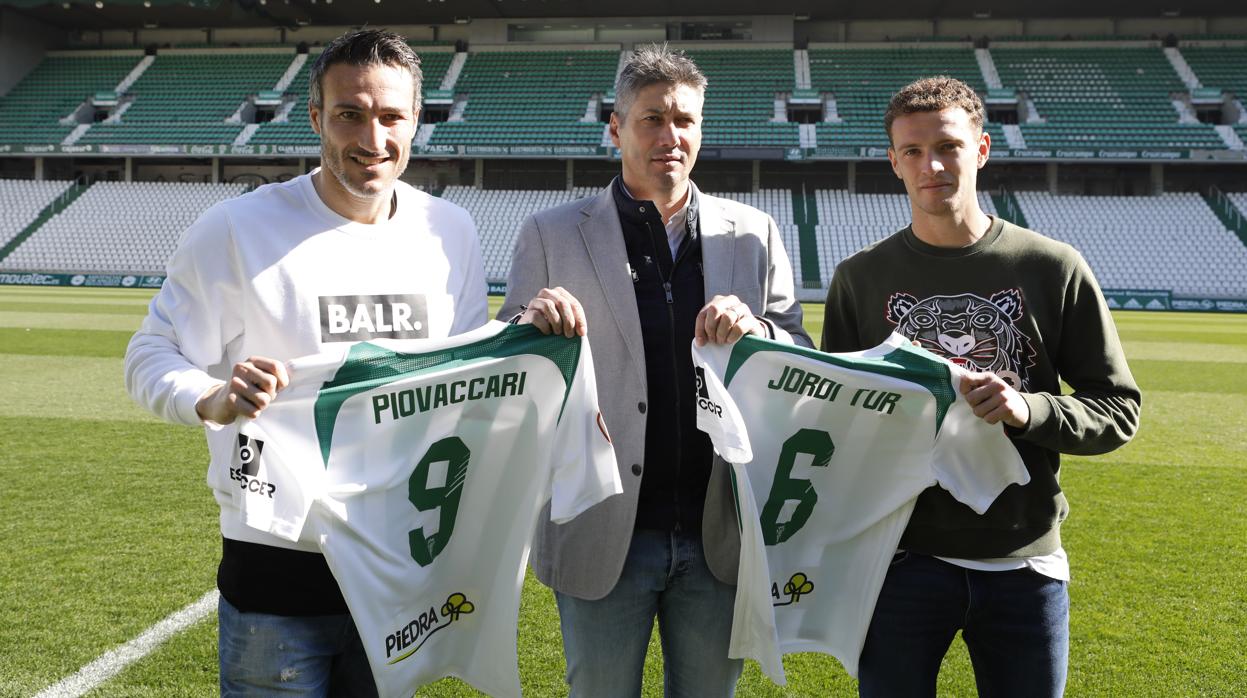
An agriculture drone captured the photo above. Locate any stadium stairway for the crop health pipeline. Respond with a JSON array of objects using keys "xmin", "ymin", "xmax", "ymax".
[
  {"xmin": 791, "ymin": 188, "xmax": 822, "ymax": 289},
  {"xmin": 991, "ymin": 188, "xmax": 1029, "ymax": 228},
  {"xmin": 0, "ymin": 182, "xmax": 88, "ymax": 265},
  {"xmin": 1202, "ymin": 188, "xmax": 1247, "ymax": 247}
]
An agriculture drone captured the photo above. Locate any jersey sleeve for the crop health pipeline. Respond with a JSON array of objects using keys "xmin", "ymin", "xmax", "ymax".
[
  {"xmin": 930, "ymin": 365, "xmax": 1032, "ymax": 514},
  {"xmin": 235, "ymin": 356, "xmax": 344, "ymax": 541},
  {"xmin": 726, "ymin": 461, "xmax": 787, "ymax": 685},
  {"xmin": 547, "ymin": 337, "xmax": 623, "ymax": 524},
  {"xmin": 690, "ymin": 341, "xmax": 753, "ymax": 464}
]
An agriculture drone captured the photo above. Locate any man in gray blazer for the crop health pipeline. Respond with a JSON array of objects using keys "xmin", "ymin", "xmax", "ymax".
[{"xmin": 503, "ymin": 44, "xmax": 811, "ymax": 697}]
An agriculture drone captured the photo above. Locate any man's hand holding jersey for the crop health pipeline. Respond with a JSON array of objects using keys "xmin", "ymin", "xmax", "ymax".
[
  {"xmin": 959, "ymin": 371, "xmax": 1031, "ymax": 429},
  {"xmin": 520, "ymin": 288, "xmax": 763, "ymax": 346},
  {"xmin": 695, "ymin": 294, "xmax": 764, "ymax": 346},
  {"xmin": 195, "ymin": 357, "xmax": 290, "ymax": 425}
]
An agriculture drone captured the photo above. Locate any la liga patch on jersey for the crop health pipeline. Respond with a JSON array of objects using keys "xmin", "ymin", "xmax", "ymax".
[{"xmin": 885, "ymin": 289, "xmax": 1037, "ymax": 389}]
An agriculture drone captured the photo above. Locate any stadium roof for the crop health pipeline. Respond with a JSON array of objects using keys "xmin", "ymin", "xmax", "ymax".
[{"xmin": 2, "ymin": 0, "xmax": 1237, "ymax": 31}]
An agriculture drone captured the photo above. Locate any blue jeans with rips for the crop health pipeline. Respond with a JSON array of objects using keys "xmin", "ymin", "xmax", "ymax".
[
  {"xmin": 218, "ymin": 595, "xmax": 377, "ymax": 697},
  {"xmin": 857, "ymin": 552, "xmax": 1069, "ymax": 698},
  {"xmin": 554, "ymin": 528, "xmax": 743, "ymax": 698}
]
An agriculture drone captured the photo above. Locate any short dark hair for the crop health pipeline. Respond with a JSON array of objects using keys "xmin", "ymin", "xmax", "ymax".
[
  {"xmin": 308, "ymin": 29, "xmax": 422, "ymax": 112},
  {"xmin": 614, "ymin": 43, "xmax": 707, "ymax": 119},
  {"xmin": 884, "ymin": 76, "xmax": 985, "ymax": 145}
]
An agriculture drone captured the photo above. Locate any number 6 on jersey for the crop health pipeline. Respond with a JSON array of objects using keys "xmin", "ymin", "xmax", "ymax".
[
  {"xmin": 409, "ymin": 436, "xmax": 470, "ymax": 566},
  {"xmin": 760, "ymin": 428, "xmax": 835, "ymax": 545}
]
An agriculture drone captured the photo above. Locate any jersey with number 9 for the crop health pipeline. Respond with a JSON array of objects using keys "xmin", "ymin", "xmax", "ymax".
[{"xmin": 235, "ymin": 321, "xmax": 621, "ymax": 698}]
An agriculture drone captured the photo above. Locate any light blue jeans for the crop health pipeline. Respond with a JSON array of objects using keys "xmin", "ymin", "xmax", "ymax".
[
  {"xmin": 858, "ymin": 552, "xmax": 1070, "ymax": 698},
  {"xmin": 554, "ymin": 528, "xmax": 743, "ymax": 698},
  {"xmin": 218, "ymin": 595, "xmax": 377, "ymax": 697}
]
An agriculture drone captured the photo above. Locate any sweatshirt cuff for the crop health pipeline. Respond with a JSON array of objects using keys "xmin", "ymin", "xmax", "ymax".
[
  {"xmin": 1009, "ymin": 392, "xmax": 1054, "ymax": 440},
  {"xmin": 174, "ymin": 374, "xmax": 227, "ymax": 428}
]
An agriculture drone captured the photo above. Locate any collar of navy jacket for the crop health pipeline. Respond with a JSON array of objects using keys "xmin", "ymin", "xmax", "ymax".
[{"xmin": 576, "ymin": 179, "xmax": 740, "ymax": 387}]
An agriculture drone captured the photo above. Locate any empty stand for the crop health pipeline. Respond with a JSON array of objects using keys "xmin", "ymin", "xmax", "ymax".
[
  {"xmin": 0, "ymin": 53, "xmax": 140, "ymax": 145},
  {"xmin": 250, "ymin": 55, "xmax": 317, "ymax": 147},
  {"xmin": 0, "ymin": 179, "xmax": 75, "ymax": 249},
  {"xmin": 76, "ymin": 51, "xmax": 292, "ymax": 146},
  {"xmin": 439, "ymin": 186, "xmax": 598, "ymax": 280},
  {"xmin": 3, "ymin": 181, "xmax": 247, "ymax": 273},
  {"xmin": 808, "ymin": 47, "xmax": 1005, "ymax": 149},
  {"xmin": 682, "ymin": 48, "xmax": 798, "ymax": 148},
  {"xmin": 993, "ymin": 47, "xmax": 1224, "ymax": 150},
  {"xmin": 1176, "ymin": 46, "xmax": 1247, "ymax": 100},
  {"xmin": 429, "ymin": 49, "xmax": 617, "ymax": 148},
  {"xmin": 810, "ymin": 190, "xmax": 997, "ymax": 284},
  {"xmin": 1015, "ymin": 191, "xmax": 1247, "ymax": 297}
]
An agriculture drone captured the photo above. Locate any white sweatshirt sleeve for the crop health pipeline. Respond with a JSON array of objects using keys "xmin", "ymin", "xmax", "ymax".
[{"xmin": 124, "ymin": 203, "xmax": 245, "ymax": 427}]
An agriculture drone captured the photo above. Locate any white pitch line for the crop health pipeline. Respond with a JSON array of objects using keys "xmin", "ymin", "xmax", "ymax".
[{"xmin": 33, "ymin": 589, "xmax": 218, "ymax": 698}]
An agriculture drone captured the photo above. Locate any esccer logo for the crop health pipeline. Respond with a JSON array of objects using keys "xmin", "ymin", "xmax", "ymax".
[
  {"xmin": 694, "ymin": 366, "xmax": 723, "ymax": 417},
  {"xmin": 121, "ymin": 275, "xmax": 137, "ymax": 287},
  {"xmin": 386, "ymin": 592, "xmax": 476, "ymax": 664},
  {"xmin": 319, "ymin": 294, "xmax": 429, "ymax": 343},
  {"xmin": 232, "ymin": 434, "xmax": 276, "ymax": 498},
  {"xmin": 71, "ymin": 275, "xmax": 86, "ymax": 286},
  {"xmin": 772, "ymin": 572, "xmax": 815, "ymax": 607}
]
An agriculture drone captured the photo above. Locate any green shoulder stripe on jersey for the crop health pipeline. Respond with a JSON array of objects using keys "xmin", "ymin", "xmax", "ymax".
[
  {"xmin": 724, "ymin": 335, "xmax": 957, "ymax": 431},
  {"xmin": 313, "ymin": 324, "xmax": 582, "ymax": 466}
]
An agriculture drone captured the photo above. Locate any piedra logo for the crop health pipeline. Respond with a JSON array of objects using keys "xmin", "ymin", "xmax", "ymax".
[
  {"xmin": 386, "ymin": 592, "xmax": 476, "ymax": 665},
  {"xmin": 772, "ymin": 572, "xmax": 815, "ymax": 607}
]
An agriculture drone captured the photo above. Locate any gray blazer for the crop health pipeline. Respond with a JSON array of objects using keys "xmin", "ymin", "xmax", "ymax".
[{"xmin": 499, "ymin": 181, "xmax": 812, "ymax": 600}]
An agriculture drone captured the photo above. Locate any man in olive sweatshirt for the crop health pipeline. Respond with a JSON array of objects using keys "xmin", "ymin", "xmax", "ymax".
[{"xmin": 822, "ymin": 76, "xmax": 1140, "ymax": 697}]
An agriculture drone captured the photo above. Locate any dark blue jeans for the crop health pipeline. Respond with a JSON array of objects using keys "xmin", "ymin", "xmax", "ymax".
[
  {"xmin": 554, "ymin": 528, "xmax": 742, "ymax": 698},
  {"xmin": 218, "ymin": 595, "xmax": 377, "ymax": 697},
  {"xmin": 858, "ymin": 552, "xmax": 1069, "ymax": 698}
]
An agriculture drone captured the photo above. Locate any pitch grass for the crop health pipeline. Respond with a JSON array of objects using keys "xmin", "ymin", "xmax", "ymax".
[{"xmin": 1, "ymin": 289, "xmax": 1243, "ymax": 697}]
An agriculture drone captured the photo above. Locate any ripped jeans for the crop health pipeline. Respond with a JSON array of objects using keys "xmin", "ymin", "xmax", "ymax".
[{"xmin": 218, "ymin": 595, "xmax": 377, "ymax": 697}]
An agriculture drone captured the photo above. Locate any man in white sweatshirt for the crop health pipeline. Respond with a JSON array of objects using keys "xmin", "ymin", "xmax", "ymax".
[{"xmin": 124, "ymin": 29, "xmax": 487, "ymax": 695}]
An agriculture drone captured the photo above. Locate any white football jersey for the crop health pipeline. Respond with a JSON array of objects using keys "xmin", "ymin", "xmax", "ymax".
[
  {"xmin": 236, "ymin": 321, "xmax": 621, "ymax": 698},
  {"xmin": 692, "ymin": 333, "xmax": 1029, "ymax": 683}
]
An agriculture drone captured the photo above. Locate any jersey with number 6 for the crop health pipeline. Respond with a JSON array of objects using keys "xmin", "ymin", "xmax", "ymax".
[
  {"xmin": 692, "ymin": 334, "xmax": 1029, "ymax": 683},
  {"xmin": 235, "ymin": 321, "xmax": 621, "ymax": 698}
]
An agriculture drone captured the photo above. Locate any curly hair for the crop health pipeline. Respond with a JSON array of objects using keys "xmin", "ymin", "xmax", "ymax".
[{"xmin": 884, "ymin": 76, "xmax": 985, "ymax": 144}]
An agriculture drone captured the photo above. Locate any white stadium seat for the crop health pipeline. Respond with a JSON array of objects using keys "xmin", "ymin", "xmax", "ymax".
[
  {"xmin": 0, "ymin": 179, "xmax": 75, "ymax": 249},
  {"xmin": 2, "ymin": 181, "xmax": 248, "ymax": 274},
  {"xmin": 1015, "ymin": 191, "xmax": 1247, "ymax": 298}
]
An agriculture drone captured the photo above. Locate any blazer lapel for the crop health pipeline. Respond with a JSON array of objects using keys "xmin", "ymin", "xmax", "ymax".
[
  {"xmin": 578, "ymin": 188, "xmax": 647, "ymax": 385},
  {"xmin": 696, "ymin": 185, "xmax": 736, "ymax": 301}
]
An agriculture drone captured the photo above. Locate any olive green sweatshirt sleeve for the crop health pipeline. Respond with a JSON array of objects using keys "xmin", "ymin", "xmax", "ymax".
[
  {"xmin": 1010, "ymin": 252, "xmax": 1141, "ymax": 455},
  {"xmin": 820, "ymin": 263, "xmax": 865, "ymax": 353}
]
